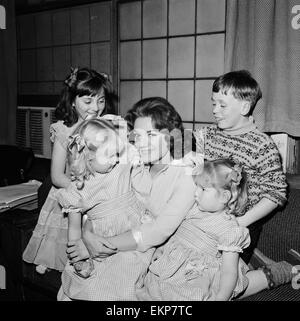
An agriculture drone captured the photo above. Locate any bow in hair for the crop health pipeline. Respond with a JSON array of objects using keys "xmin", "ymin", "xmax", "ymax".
[
  {"xmin": 65, "ymin": 67, "xmax": 79, "ymax": 87},
  {"xmin": 100, "ymin": 72, "xmax": 113, "ymax": 83},
  {"xmin": 229, "ymin": 164, "xmax": 243, "ymax": 184},
  {"xmin": 68, "ymin": 133, "xmax": 86, "ymax": 153}
]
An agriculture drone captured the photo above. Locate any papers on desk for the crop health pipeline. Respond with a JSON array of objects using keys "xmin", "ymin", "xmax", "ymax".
[{"xmin": 0, "ymin": 180, "xmax": 42, "ymax": 212}]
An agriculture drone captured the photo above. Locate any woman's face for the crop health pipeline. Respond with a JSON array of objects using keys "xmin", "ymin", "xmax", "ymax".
[
  {"xmin": 74, "ymin": 88, "xmax": 105, "ymax": 120},
  {"xmin": 133, "ymin": 116, "xmax": 169, "ymax": 165}
]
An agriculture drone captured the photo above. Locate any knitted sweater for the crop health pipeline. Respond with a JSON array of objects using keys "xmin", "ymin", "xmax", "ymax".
[{"xmin": 194, "ymin": 125, "xmax": 287, "ymax": 213}]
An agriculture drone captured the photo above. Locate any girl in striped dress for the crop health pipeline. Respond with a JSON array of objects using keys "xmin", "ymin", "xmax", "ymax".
[
  {"xmin": 140, "ymin": 157, "xmax": 296, "ymax": 300},
  {"xmin": 56, "ymin": 118, "xmax": 154, "ymax": 300},
  {"xmin": 139, "ymin": 159, "xmax": 251, "ymax": 301}
]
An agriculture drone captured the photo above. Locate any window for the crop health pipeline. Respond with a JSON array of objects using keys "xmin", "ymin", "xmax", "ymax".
[
  {"xmin": 17, "ymin": 2, "xmax": 113, "ymax": 106},
  {"xmin": 118, "ymin": 0, "xmax": 226, "ymax": 129}
]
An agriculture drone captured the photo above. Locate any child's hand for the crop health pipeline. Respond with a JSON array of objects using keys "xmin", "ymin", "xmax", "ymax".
[
  {"xmin": 101, "ymin": 114, "xmax": 127, "ymax": 130},
  {"xmin": 67, "ymin": 239, "xmax": 90, "ymax": 263},
  {"xmin": 101, "ymin": 114, "xmax": 123, "ymax": 122},
  {"xmin": 182, "ymin": 151, "xmax": 204, "ymax": 168}
]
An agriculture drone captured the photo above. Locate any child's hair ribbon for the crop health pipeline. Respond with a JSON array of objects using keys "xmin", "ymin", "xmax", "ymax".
[
  {"xmin": 65, "ymin": 67, "xmax": 79, "ymax": 87},
  {"xmin": 68, "ymin": 133, "xmax": 86, "ymax": 152},
  {"xmin": 229, "ymin": 164, "xmax": 243, "ymax": 184}
]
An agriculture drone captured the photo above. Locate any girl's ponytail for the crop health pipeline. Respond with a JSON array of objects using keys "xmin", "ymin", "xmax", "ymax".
[{"xmin": 226, "ymin": 166, "xmax": 248, "ymax": 216}]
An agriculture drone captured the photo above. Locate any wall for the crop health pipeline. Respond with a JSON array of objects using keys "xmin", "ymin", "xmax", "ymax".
[{"xmin": 16, "ymin": 0, "xmax": 115, "ymax": 108}]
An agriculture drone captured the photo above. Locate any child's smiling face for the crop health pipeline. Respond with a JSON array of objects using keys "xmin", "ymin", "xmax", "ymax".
[
  {"xmin": 211, "ymin": 90, "xmax": 250, "ymax": 132},
  {"xmin": 74, "ymin": 88, "xmax": 106, "ymax": 120}
]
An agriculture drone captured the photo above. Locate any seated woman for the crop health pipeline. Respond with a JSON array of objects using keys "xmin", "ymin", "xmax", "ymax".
[{"xmin": 58, "ymin": 97, "xmax": 198, "ymax": 301}]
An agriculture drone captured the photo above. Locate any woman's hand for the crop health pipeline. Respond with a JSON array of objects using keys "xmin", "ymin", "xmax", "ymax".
[
  {"xmin": 82, "ymin": 230, "xmax": 117, "ymax": 258},
  {"xmin": 67, "ymin": 239, "xmax": 90, "ymax": 264}
]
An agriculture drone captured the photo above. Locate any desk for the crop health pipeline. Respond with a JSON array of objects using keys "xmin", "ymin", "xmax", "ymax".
[{"xmin": 0, "ymin": 181, "xmax": 41, "ymax": 214}]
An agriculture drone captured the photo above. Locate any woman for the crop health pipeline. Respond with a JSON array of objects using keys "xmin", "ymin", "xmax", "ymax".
[{"xmin": 60, "ymin": 97, "xmax": 197, "ymax": 300}]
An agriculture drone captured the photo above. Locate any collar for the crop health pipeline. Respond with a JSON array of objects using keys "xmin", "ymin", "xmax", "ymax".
[{"xmin": 222, "ymin": 119, "xmax": 257, "ymax": 136}]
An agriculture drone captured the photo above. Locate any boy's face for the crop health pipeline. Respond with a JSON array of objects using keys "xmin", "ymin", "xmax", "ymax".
[{"xmin": 211, "ymin": 90, "xmax": 248, "ymax": 131}]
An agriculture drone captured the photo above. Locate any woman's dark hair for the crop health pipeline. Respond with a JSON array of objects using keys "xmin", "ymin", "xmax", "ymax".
[
  {"xmin": 55, "ymin": 67, "xmax": 117, "ymax": 127},
  {"xmin": 125, "ymin": 97, "xmax": 193, "ymax": 159}
]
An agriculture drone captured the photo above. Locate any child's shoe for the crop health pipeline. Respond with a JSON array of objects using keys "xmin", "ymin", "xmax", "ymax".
[
  {"xmin": 73, "ymin": 259, "xmax": 94, "ymax": 279},
  {"xmin": 36, "ymin": 264, "xmax": 49, "ymax": 274},
  {"xmin": 260, "ymin": 261, "xmax": 294, "ymax": 289},
  {"xmin": 251, "ymin": 248, "xmax": 298, "ymax": 289}
]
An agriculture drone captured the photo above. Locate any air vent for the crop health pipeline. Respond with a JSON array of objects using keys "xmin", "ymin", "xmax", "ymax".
[
  {"xmin": 17, "ymin": 106, "xmax": 55, "ymax": 159},
  {"xmin": 29, "ymin": 109, "xmax": 43, "ymax": 156},
  {"xmin": 16, "ymin": 109, "xmax": 28, "ymax": 148}
]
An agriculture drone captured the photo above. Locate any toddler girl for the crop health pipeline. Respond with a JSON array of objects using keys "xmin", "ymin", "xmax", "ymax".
[
  {"xmin": 56, "ymin": 118, "xmax": 153, "ymax": 300},
  {"xmin": 140, "ymin": 158, "xmax": 295, "ymax": 300},
  {"xmin": 139, "ymin": 159, "xmax": 251, "ymax": 301},
  {"xmin": 23, "ymin": 67, "xmax": 116, "ymax": 273}
]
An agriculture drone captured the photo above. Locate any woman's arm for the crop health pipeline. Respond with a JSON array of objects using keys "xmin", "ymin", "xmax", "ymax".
[
  {"xmin": 215, "ymin": 251, "xmax": 239, "ymax": 301},
  {"xmin": 107, "ymin": 231, "xmax": 137, "ymax": 251},
  {"xmin": 51, "ymin": 139, "xmax": 71, "ymax": 188},
  {"xmin": 107, "ymin": 172, "xmax": 196, "ymax": 252}
]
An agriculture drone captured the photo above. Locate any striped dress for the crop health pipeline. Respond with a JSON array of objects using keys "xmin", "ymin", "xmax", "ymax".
[
  {"xmin": 56, "ymin": 163, "xmax": 154, "ymax": 301},
  {"xmin": 138, "ymin": 204, "xmax": 251, "ymax": 301}
]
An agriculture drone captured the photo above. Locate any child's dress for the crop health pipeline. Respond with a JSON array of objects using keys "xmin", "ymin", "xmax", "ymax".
[
  {"xmin": 138, "ymin": 204, "xmax": 251, "ymax": 301},
  {"xmin": 23, "ymin": 121, "xmax": 76, "ymax": 271},
  {"xmin": 57, "ymin": 163, "xmax": 154, "ymax": 301}
]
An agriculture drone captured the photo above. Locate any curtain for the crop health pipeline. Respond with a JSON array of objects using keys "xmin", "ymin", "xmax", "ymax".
[
  {"xmin": 0, "ymin": 0, "xmax": 17, "ymax": 144},
  {"xmin": 225, "ymin": 0, "xmax": 300, "ymax": 137}
]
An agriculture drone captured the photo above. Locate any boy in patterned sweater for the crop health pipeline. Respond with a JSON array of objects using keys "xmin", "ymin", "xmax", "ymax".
[{"xmin": 193, "ymin": 70, "xmax": 287, "ymax": 264}]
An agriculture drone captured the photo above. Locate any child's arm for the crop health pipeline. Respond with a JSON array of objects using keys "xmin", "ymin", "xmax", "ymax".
[
  {"xmin": 237, "ymin": 198, "xmax": 277, "ymax": 227},
  {"xmin": 215, "ymin": 251, "xmax": 239, "ymax": 301},
  {"xmin": 51, "ymin": 139, "xmax": 71, "ymax": 188},
  {"xmin": 68, "ymin": 212, "xmax": 82, "ymax": 242},
  {"xmin": 238, "ymin": 140, "xmax": 287, "ymax": 227}
]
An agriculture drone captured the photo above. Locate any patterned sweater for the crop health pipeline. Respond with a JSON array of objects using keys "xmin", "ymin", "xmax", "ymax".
[{"xmin": 194, "ymin": 125, "xmax": 287, "ymax": 213}]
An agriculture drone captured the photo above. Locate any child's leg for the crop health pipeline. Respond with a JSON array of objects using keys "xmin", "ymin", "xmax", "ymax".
[
  {"xmin": 239, "ymin": 270, "xmax": 268, "ymax": 298},
  {"xmin": 240, "ymin": 259, "xmax": 296, "ymax": 299}
]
